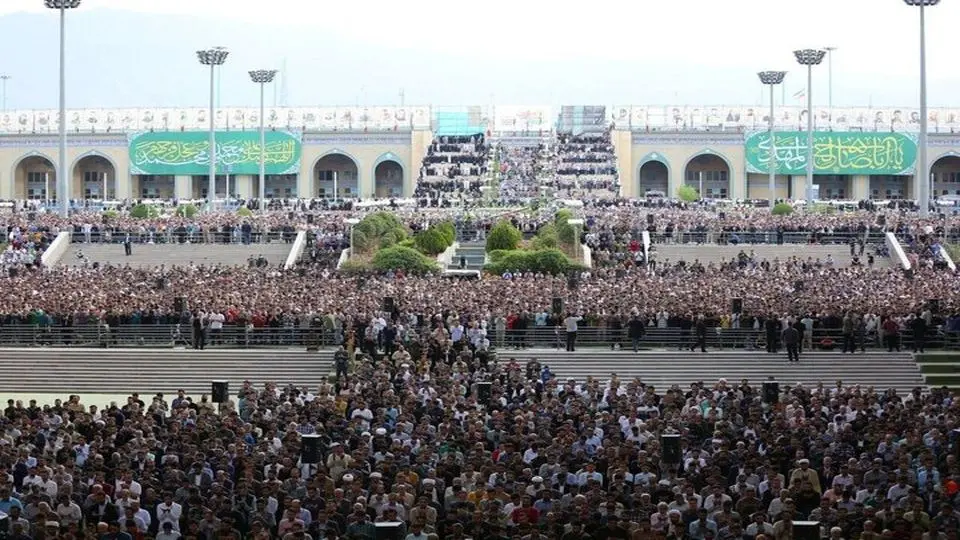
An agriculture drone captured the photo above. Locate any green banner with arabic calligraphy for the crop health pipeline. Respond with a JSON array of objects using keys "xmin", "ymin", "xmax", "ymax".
[
  {"xmin": 745, "ymin": 131, "xmax": 917, "ymax": 176},
  {"xmin": 128, "ymin": 131, "xmax": 301, "ymax": 176}
]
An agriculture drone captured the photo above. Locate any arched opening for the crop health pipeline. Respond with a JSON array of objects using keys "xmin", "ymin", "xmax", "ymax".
[
  {"xmin": 374, "ymin": 160, "xmax": 403, "ymax": 198},
  {"xmin": 638, "ymin": 160, "xmax": 668, "ymax": 196},
  {"xmin": 814, "ymin": 175, "xmax": 852, "ymax": 200},
  {"xmin": 14, "ymin": 156, "xmax": 56, "ymax": 202},
  {"xmin": 684, "ymin": 154, "xmax": 730, "ymax": 199},
  {"xmin": 73, "ymin": 155, "xmax": 117, "ymax": 200},
  {"xmin": 315, "ymin": 153, "xmax": 359, "ymax": 199},
  {"xmin": 190, "ymin": 174, "xmax": 229, "ymax": 200},
  {"xmin": 868, "ymin": 175, "xmax": 910, "ymax": 201},
  {"xmin": 931, "ymin": 155, "xmax": 960, "ymax": 198}
]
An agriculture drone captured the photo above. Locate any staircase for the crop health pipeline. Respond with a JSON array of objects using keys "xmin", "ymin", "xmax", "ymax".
[
  {"xmin": 914, "ymin": 353, "xmax": 960, "ymax": 391},
  {"xmin": 59, "ymin": 242, "xmax": 293, "ymax": 269},
  {"xmin": 448, "ymin": 242, "xmax": 486, "ymax": 271},
  {"xmin": 496, "ymin": 349, "xmax": 925, "ymax": 394},
  {"xmin": 0, "ymin": 348, "xmax": 333, "ymax": 394},
  {"xmin": 654, "ymin": 244, "xmax": 890, "ymax": 268}
]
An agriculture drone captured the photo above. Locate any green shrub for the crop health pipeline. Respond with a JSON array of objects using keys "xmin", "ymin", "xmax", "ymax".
[
  {"xmin": 677, "ymin": 185, "xmax": 699, "ymax": 202},
  {"xmin": 352, "ymin": 212, "xmax": 408, "ymax": 254},
  {"xmin": 399, "ymin": 238, "xmax": 416, "ymax": 249},
  {"xmin": 129, "ymin": 204, "xmax": 160, "ymax": 219},
  {"xmin": 414, "ymin": 227, "xmax": 450, "ymax": 256},
  {"xmin": 236, "ymin": 206, "xmax": 253, "ymax": 217},
  {"xmin": 371, "ymin": 246, "xmax": 439, "ymax": 274},
  {"xmin": 175, "ymin": 204, "xmax": 200, "ymax": 218},
  {"xmin": 772, "ymin": 202, "xmax": 794, "ymax": 216},
  {"xmin": 436, "ymin": 221, "xmax": 455, "ymax": 246},
  {"xmin": 484, "ymin": 248, "xmax": 582, "ymax": 276},
  {"xmin": 486, "ymin": 220, "xmax": 522, "ymax": 252},
  {"xmin": 555, "ymin": 208, "xmax": 574, "ymax": 225},
  {"xmin": 102, "ymin": 209, "xmax": 118, "ymax": 220},
  {"xmin": 531, "ymin": 223, "xmax": 559, "ymax": 250},
  {"xmin": 487, "ymin": 249, "xmax": 509, "ymax": 263}
]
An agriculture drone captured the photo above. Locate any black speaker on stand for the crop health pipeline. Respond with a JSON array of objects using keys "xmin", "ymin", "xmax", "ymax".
[
  {"xmin": 374, "ymin": 522, "xmax": 404, "ymax": 540},
  {"xmin": 173, "ymin": 296, "xmax": 186, "ymax": 314},
  {"xmin": 763, "ymin": 381, "xmax": 780, "ymax": 404},
  {"xmin": 382, "ymin": 296, "xmax": 395, "ymax": 313},
  {"xmin": 792, "ymin": 522, "xmax": 820, "ymax": 540},
  {"xmin": 476, "ymin": 382, "xmax": 492, "ymax": 406},
  {"xmin": 211, "ymin": 381, "xmax": 229, "ymax": 403},
  {"xmin": 661, "ymin": 434, "xmax": 681, "ymax": 464},
  {"xmin": 928, "ymin": 299, "xmax": 941, "ymax": 314},
  {"xmin": 731, "ymin": 298, "xmax": 743, "ymax": 315},
  {"xmin": 301, "ymin": 434, "xmax": 321, "ymax": 464},
  {"xmin": 552, "ymin": 297, "xmax": 564, "ymax": 315}
]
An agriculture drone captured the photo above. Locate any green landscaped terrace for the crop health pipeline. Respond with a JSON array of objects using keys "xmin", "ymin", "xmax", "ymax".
[{"xmin": 914, "ymin": 353, "xmax": 960, "ymax": 389}]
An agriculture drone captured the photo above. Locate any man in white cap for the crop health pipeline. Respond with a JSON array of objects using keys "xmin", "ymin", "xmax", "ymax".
[{"xmin": 790, "ymin": 458, "xmax": 821, "ymax": 493}]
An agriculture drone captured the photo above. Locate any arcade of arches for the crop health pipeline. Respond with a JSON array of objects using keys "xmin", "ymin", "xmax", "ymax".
[
  {"xmin": 683, "ymin": 154, "xmax": 730, "ymax": 199},
  {"xmin": 14, "ymin": 156, "xmax": 56, "ymax": 201},
  {"xmin": 374, "ymin": 161, "xmax": 403, "ymax": 198},
  {"xmin": 638, "ymin": 160, "xmax": 668, "ymax": 195},
  {"xmin": 315, "ymin": 154, "xmax": 359, "ymax": 199}
]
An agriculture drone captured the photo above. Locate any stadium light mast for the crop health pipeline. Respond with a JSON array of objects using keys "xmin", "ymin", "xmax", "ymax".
[
  {"xmin": 793, "ymin": 49, "xmax": 826, "ymax": 205},
  {"xmin": 904, "ymin": 0, "xmax": 938, "ymax": 217},
  {"xmin": 824, "ymin": 46, "xmax": 837, "ymax": 118},
  {"xmin": 45, "ymin": 0, "xmax": 82, "ymax": 218},
  {"xmin": 0, "ymin": 75, "xmax": 10, "ymax": 111},
  {"xmin": 197, "ymin": 47, "xmax": 229, "ymax": 211},
  {"xmin": 249, "ymin": 69, "xmax": 278, "ymax": 213},
  {"xmin": 758, "ymin": 71, "xmax": 787, "ymax": 206}
]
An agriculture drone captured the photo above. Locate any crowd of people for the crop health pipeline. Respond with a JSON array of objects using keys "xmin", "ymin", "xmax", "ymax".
[
  {"xmin": 0, "ymin": 332, "xmax": 959, "ymax": 540},
  {"xmin": 415, "ymin": 135, "xmax": 490, "ymax": 206},
  {"xmin": 548, "ymin": 133, "xmax": 620, "ymax": 199},
  {"xmin": 496, "ymin": 144, "xmax": 549, "ymax": 204}
]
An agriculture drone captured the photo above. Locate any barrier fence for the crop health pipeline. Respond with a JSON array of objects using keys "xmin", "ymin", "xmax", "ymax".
[
  {"xmin": 0, "ymin": 324, "xmax": 948, "ymax": 351},
  {"xmin": 647, "ymin": 230, "xmax": 882, "ymax": 246},
  {"xmin": 69, "ymin": 229, "xmax": 296, "ymax": 245}
]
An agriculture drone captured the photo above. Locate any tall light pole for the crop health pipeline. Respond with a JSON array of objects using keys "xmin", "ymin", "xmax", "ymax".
[
  {"xmin": 758, "ymin": 71, "xmax": 786, "ymax": 204},
  {"xmin": 249, "ymin": 69, "xmax": 278, "ymax": 213},
  {"xmin": 824, "ymin": 46, "xmax": 837, "ymax": 120},
  {"xmin": 197, "ymin": 47, "xmax": 229, "ymax": 211},
  {"xmin": 45, "ymin": 0, "xmax": 82, "ymax": 218},
  {"xmin": 0, "ymin": 75, "xmax": 10, "ymax": 111},
  {"xmin": 794, "ymin": 49, "xmax": 827, "ymax": 204},
  {"xmin": 904, "ymin": 0, "xmax": 938, "ymax": 217}
]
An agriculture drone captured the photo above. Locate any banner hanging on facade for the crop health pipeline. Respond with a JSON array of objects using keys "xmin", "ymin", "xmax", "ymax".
[
  {"xmin": 128, "ymin": 131, "xmax": 302, "ymax": 175},
  {"xmin": 745, "ymin": 131, "xmax": 917, "ymax": 175}
]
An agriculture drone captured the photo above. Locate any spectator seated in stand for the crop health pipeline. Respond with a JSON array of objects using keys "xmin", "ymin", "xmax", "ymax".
[{"xmin": 415, "ymin": 134, "xmax": 489, "ymax": 207}]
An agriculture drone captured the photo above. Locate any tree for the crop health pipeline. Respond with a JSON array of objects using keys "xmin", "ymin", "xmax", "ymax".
[
  {"xmin": 371, "ymin": 246, "xmax": 439, "ymax": 275},
  {"xmin": 772, "ymin": 202, "xmax": 794, "ymax": 216},
  {"xmin": 677, "ymin": 185, "xmax": 699, "ymax": 202},
  {"xmin": 129, "ymin": 204, "xmax": 160, "ymax": 219},
  {"xmin": 531, "ymin": 223, "xmax": 559, "ymax": 250},
  {"xmin": 352, "ymin": 212, "xmax": 409, "ymax": 254},
  {"xmin": 486, "ymin": 220, "xmax": 522, "ymax": 252},
  {"xmin": 102, "ymin": 209, "xmax": 119, "ymax": 221},
  {"xmin": 414, "ymin": 227, "xmax": 449, "ymax": 256},
  {"xmin": 175, "ymin": 204, "xmax": 200, "ymax": 218},
  {"xmin": 236, "ymin": 206, "xmax": 253, "ymax": 217}
]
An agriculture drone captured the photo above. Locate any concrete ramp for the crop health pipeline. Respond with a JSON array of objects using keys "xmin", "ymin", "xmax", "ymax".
[{"xmin": 59, "ymin": 242, "xmax": 293, "ymax": 268}]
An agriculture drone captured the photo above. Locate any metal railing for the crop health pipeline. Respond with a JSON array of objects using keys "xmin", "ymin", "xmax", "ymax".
[
  {"xmin": 0, "ymin": 323, "xmax": 948, "ymax": 351},
  {"xmin": 69, "ymin": 229, "xmax": 296, "ymax": 245},
  {"xmin": 647, "ymin": 230, "xmax": 883, "ymax": 246}
]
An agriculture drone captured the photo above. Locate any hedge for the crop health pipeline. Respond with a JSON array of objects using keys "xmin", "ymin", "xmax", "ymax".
[
  {"xmin": 772, "ymin": 203, "xmax": 794, "ymax": 216},
  {"xmin": 352, "ymin": 212, "xmax": 408, "ymax": 254},
  {"xmin": 414, "ymin": 221, "xmax": 456, "ymax": 256},
  {"xmin": 484, "ymin": 248, "xmax": 582, "ymax": 276},
  {"xmin": 486, "ymin": 220, "xmax": 522, "ymax": 252},
  {"xmin": 175, "ymin": 204, "xmax": 200, "ymax": 218},
  {"xmin": 371, "ymin": 246, "xmax": 439, "ymax": 274},
  {"xmin": 236, "ymin": 206, "xmax": 253, "ymax": 217},
  {"xmin": 677, "ymin": 185, "xmax": 699, "ymax": 202},
  {"xmin": 130, "ymin": 204, "xmax": 160, "ymax": 219}
]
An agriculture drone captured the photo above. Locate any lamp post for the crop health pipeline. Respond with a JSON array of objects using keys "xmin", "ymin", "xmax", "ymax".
[
  {"xmin": 45, "ymin": 0, "xmax": 82, "ymax": 218},
  {"xmin": 197, "ymin": 47, "xmax": 229, "ymax": 211},
  {"xmin": 758, "ymin": 71, "xmax": 786, "ymax": 205},
  {"xmin": 249, "ymin": 69, "xmax": 277, "ymax": 213},
  {"xmin": 346, "ymin": 217, "xmax": 360, "ymax": 259},
  {"xmin": 0, "ymin": 75, "xmax": 10, "ymax": 111},
  {"xmin": 824, "ymin": 46, "xmax": 837, "ymax": 119},
  {"xmin": 904, "ymin": 0, "xmax": 938, "ymax": 217},
  {"xmin": 793, "ymin": 49, "xmax": 827, "ymax": 204}
]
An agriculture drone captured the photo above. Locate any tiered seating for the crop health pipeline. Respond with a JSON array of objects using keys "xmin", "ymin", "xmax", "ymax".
[
  {"xmin": 415, "ymin": 134, "xmax": 489, "ymax": 206},
  {"xmin": 550, "ymin": 131, "xmax": 620, "ymax": 198},
  {"xmin": 496, "ymin": 142, "xmax": 549, "ymax": 203}
]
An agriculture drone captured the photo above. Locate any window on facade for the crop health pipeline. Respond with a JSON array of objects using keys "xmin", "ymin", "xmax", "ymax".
[{"xmin": 27, "ymin": 172, "xmax": 47, "ymax": 184}]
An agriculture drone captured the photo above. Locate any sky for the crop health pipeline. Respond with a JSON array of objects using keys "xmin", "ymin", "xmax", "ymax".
[{"xmin": 0, "ymin": 0, "xmax": 958, "ymax": 110}]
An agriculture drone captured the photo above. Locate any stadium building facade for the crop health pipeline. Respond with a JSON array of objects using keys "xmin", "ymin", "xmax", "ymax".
[{"xmin": 2, "ymin": 105, "xmax": 960, "ymax": 202}]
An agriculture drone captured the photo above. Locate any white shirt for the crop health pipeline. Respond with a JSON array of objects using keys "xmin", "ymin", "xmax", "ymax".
[
  {"xmin": 564, "ymin": 316, "xmax": 582, "ymax": 332},
  {"xmin": 156, "ymin": 501, "xmax": 182, "ymax": 531}
]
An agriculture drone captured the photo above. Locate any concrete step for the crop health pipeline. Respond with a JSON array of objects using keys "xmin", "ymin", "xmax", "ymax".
[{"xmin": 59, "ymin": 243, "xmax": 293, "ymax": 269}]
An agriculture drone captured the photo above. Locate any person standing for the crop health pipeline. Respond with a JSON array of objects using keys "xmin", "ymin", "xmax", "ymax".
[
  {"xmin": 628, "ymin": 313, "xmax": 646, "ymax": 353},
  {"xmin": 123, "ymin": 234, "xmax": 132, "ymax": 256},
  {"xmin": 882, "ymin": 316, "xmax": 901, "ymax": 352},
  {"xmin": 910, "ymin": 313, "xmax": 927, "ymax": 353},
  {"xmin": 563, "ymin": 312, "xmax": 582, "ymax": 352},
  {"xmin": 694, "ymin": 315, "xmax": 708, "ymax": 353},
  {"xmin": 782, "ymin": 324, "xmax": 800, "ymax": 363},
  {"xmin": 841, "ymin": 312, "xmax": 855, "ymax": 354}
]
